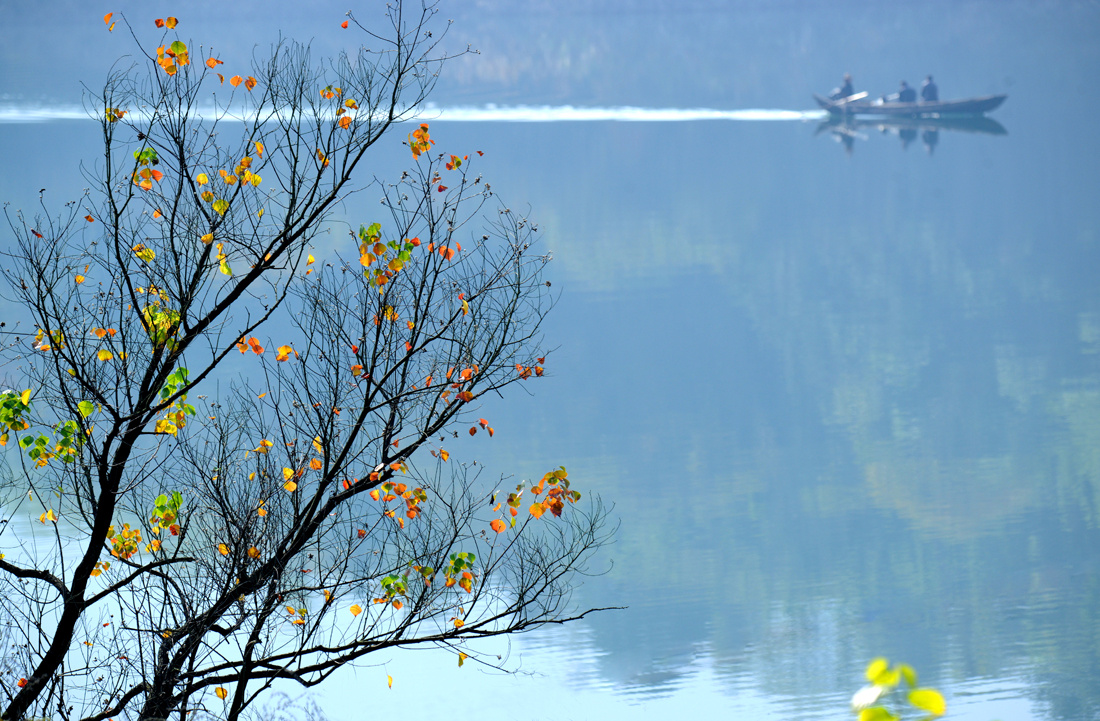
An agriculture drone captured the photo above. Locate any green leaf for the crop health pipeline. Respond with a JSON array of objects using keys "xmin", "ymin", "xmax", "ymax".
[
  {"xmin": 170, "ymin": 40, "xmax": 188, "ymax": 56},
  {"xmin": 908, "ymin": 689, "xmax": 946, "ymax": 716},
  {"xmin": 77, "ymin": 401, "xmax": 94, "ymax": 418},
  {"xmin": 212, "ymin": 199, "xmax": 229, "ymax": 216}
]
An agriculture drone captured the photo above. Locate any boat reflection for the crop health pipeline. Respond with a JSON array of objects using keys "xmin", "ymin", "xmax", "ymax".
[{"xmin": 816, "ymin": 114, "xmax": 1007, "ymax": 155}]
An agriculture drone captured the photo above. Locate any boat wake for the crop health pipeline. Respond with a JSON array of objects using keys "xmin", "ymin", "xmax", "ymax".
[{"xmin": 0, "ymin": 103, "xmax": 825, "ymax": 124}]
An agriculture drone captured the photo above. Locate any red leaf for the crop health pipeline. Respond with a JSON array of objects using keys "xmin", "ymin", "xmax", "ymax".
[
  {"xmin": 469, "ymin": 427, "xmax": 477, "ymax": 436},
  {"xmin": 341, "ymin": 20, "xmax": 349, "ymax": 28},
  {"xmin": 31, "ymin": 229, "xmax": 43, "ymax": 238},
  {"xmin": 477, "ymin": 150, "xmax": 484, "ymax": 156},
  {"xmin": 155, "ymin": 18, "xmax": 165, "ymax": 28},
  {"xmin": 437, "ymin": 185, "xmax": 447, "ymax": 193}
]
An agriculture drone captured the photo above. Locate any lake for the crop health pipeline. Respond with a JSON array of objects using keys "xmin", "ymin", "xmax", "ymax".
[{"xmin": 1, "ymin": 1, "xmax": 1098, "ymax": 719}]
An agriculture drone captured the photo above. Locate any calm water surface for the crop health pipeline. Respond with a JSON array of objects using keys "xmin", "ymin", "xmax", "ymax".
[{"xmin": 2, "ymin": 1, "xmax": 1098, "ymax": 719}]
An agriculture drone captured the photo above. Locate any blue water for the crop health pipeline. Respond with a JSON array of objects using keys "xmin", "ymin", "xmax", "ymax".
[{"xmin": 2, "ymin": 1, "xmax": 1099, "ymax": 719}]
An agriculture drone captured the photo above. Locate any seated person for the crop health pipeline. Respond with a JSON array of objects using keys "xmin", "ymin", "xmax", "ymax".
[
  {"xmin": 887, "ymin": 80, "xmax": 917, "ymax": 103},
  {"xmin": 830, "ymin": 73, "xmax": 855, "ymax": 100},
  {"xmin": 921, "ymin": 75, "xmax": 939, "ymax": 102}
]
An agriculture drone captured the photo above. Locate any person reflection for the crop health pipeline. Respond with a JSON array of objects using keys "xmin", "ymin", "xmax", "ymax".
[
  {"xmin": 922, "ymin": 128, "xmax": 939, "ymax": 155},
  {"xmin": 898, "ymin": 126, "xmax": 917, "ymax": 150}
]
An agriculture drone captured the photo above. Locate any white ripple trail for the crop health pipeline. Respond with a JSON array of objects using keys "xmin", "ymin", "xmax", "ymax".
[{"xmin": 0, "ymin": 103, "xmax": 823, "ymax": 124}]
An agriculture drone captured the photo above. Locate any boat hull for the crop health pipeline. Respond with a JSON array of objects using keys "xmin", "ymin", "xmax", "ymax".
[{"xmin": 814, "ymin": 94, "xmax": 1007, "ymax": 117}]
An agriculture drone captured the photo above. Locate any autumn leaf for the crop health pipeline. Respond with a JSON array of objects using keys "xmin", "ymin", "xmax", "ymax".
[
  {"xmin": 85, "ymin": 215, "xmax": 95, "ymax": 223},
  {"xmin": 255, "ymin": 141, "xmax": 264, "ymax": 157},
  {"xmin": 341, "ymin": 20, "xmax": 349, "ymax": 28},
  {"xmin": 338, "ymin": 116, "xmax": 352, "ymax": 129},
  {"xmin": 244, "ymin": 76, "xmax": 257, "ymax": 92},
  {"xmin": 440, "ymin": 449, "xmax": 450, "ymax": 462},
  {"xmin": 350, "ymin": 604, "xmax": 362, "ymax": 616},
  {"xmin": 103, "ymin": 13, "xmax": 113, "ymax": 25},
  {"xmin": 247, "ymin": 546, "xmax": 261, "ymax": 559},
  {"xmin": 908, "ymin": 689, "xmax": 947, "ymax": 716},
  {"xmin": 387, "ymin": 674, "xmax": 393, "ymax": 688},
  {"xmin": 206, "ymin": 57, "xmax": 223, "ymax": 69},
  {"xmin": 284, "ymin": 480, "xmax": 297, "ymax": 493},
  {"xmin": 490, "ymin": 519, "xmax": 506, "ymax": 533},
  {"xmin": 217, "ymin": 543, "xmax": 229, "ymax": 555},
  {"xmin": 230, "ymin": 75, "xmax": 243, "ymax": 87},
  {"xmin": 97, "ymin": 349, "xmax": 114, "ymax": 362},
  {"xmin": 215, "ymin": 687, "xmax": 228, "ymax": 700},
  {"xmin": 275, "ymin": 345, "xmax": 293, "ymax": 361}
]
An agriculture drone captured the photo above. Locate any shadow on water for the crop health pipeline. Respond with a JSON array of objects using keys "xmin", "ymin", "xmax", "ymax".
[{"xmin": 816, "ymin": 115, "xmax": 1008, "ymax": 156}]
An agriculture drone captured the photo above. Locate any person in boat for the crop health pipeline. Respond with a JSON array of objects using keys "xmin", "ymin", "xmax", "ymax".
[
  {"xmin": 830, "ymin": 73, "xmax": 855, "ymax": 100},
  {"xmin": 885, "ymin": 80, "xmax": 917, "ymax": 103},
  {"xmin": 921, "ymin": 75, "xmax": 939, "ymax": 102}
]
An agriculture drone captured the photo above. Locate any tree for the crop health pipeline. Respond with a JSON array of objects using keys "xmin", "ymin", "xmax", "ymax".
[{"xmin": 0, "ymin": 5, "xmax": 611, "ymax": 719}]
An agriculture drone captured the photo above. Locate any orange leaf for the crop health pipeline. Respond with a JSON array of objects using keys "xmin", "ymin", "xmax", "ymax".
[
  {"xmin": 341, "ymin": 20, "xmax": 349, "ymax": 28},
  {"xmin": 84, "ymin": 215, "xmax": 95, "ymax": 223},
  {"xmin": 103, "ymin": 13, "xmax": 113, "ymax": 25},
  {"xmin": 215, "ymin": 687, "xmax": 228, "ymax": 700},
  {"xmin": 155, "ymin": 18, "xmax": 165, "ymax": 28},
  {"xmin": 230, "ymin": 75, "xmax": 243, "ymax": 87},
  {"xmin": 529, "ymin": 503, "xmax": 545, "ymax": 519},
  {"xmin": 166, "ymin": 16, "xmax": 178, "ymax": 28},
  {"xmin": 218, "ymin": 543, "xmax": 229, "ymax": 555},
  {"xmin": 206, "ymin": 57, "xmax": 223, "ymax": 68},
  {"xmin": 275, "ymin": 345, "xmax": 293, "ymax": 361},
  {"xmin": 247, "ymin": 546, "xmax": 261, "ymax": 558},
  {"xmin": 490, "ymin": 518, "xmax": 506, "ymax": 533},
  {"xmin": 244, "ymin": 76, "xmax": 257, "ymax": 92},
  {"xmin": 350, "ymin": 604, "xmax": 362, "ymax": 616},
  {"xmin": 469, "ymin": 427, "xmax": 477, "ymax": 436},
  {"xmin": 338, "ymin": 116, "xmax": 352, "ymax": 129},
  {"xmin": 152, "ymin": 208, "xmax": 162, "ymax": 219}
]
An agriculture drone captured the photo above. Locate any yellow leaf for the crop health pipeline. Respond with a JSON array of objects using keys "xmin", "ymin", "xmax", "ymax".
[
  {"xmin": 196, "ymin": 173, "xmax": 209, "ymax": 185},
  {"xmin": 218, "ymin": 543, "xmax": 229, "ymax": 555},
  {"xmin": 284, "ymin": 480, "xmax": 298, "ymax": 493},
  {"xmin": 283, "ymin": 467, "xmax": 294, "ymax": 481},
  {"xmin": 75, "ymin": 274, "xmax": 85, "ymax": 284},
  {"xmin": 865, "ymin": 658, "xmax": 889, "ymax": 684},
  {"xmin": 45, "ymin": 509, "xmax": 57, "ymax": 522},
  {"xmin": 307, "ymin": 253, "xmax": 315, "ymax": 265},
  {"xmin": 350, "ymin": 604, "xmax": 362, "ymax": 616},
  {"xmin": 201, "ymin": 233, "xmax": 214, "ymax": 244},
  {"xmin": 908, "ymin": 689, "xmax": 946, "ymax": 716},
  {"xmin": 458, "ymin": 652, "xmax": 467, "ymax": 667},
  {"xmin": 313, "ymin": 436, "xmax": 324, "ymax": 454},
  {"xmin": 247, "ymin": 546, "xmax": 261, "ymax": 559},
  {"xmin": 254, "ymin": 439, "xmax": 273, "ymax": 454},
  {"xmin": 215, "ymin": 687, "xmax": 228, "ymax": 700},
  {"xmin": 97, "ymin": 349, "xmax": 114, "ymax": 361},
  {"xmin": 255, "ymin": 141, "xmax": 264, "ymax": 157},
  {"xmin": 275, "ymin": 345, "xmax": 293, "ymax": 361},
  {"xmin": 440, "ymin": 449, "xmax": 449, "ymax": 462},
  {"xmin": 387, "ymin": 674, "xmax": 393, "ymax": 689},
  {"xmin": 19, "ymin": 389, "xmax": 31, "ymax": 405}
]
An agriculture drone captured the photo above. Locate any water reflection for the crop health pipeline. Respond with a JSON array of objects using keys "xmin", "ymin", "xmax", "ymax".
[{"xmin": 816, "ymin": 115, "xmax": 1008, "ymax": 155}]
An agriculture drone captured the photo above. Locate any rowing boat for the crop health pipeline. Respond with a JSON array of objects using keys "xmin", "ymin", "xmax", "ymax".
[{"xmin": 814, "ymin": 93, "xmax": 1007, "ymax": 117}]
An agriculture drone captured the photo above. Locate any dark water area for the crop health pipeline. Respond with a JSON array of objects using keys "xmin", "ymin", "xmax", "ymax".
[{"xmin": 2, "ymin": 1, "xmax": 1100, "ymax": 719}]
